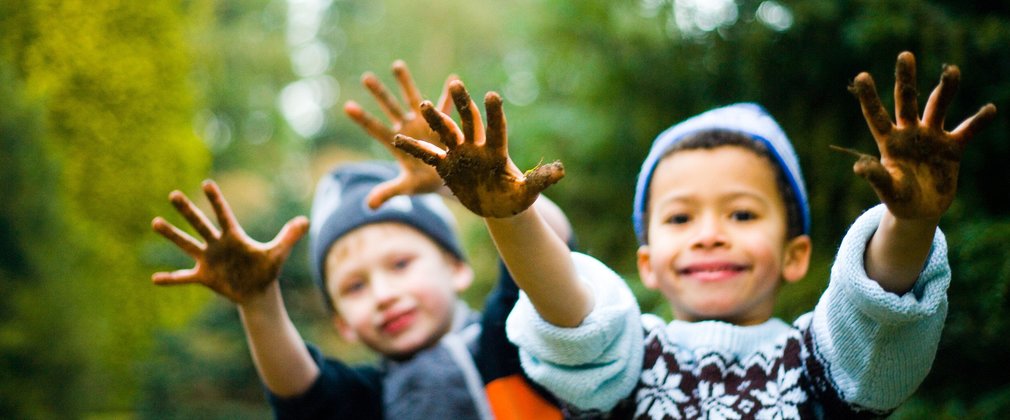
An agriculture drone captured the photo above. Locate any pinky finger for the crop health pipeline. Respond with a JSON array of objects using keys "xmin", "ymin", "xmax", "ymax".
[
  {"xmin": 152, "ymin": 268, "xmax": 200, "ymax": 286},
  {"xmin": 950, "ymin": 103, "xmax": 997, "ymax": 146},
  {"xmin": 393, "ymin": 134, "xmax": 446, "ymax": 167}
]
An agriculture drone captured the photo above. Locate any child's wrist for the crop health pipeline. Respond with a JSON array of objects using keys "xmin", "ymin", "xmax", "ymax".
[
  {"xmin": 236, "ymin": 281, "xmax": 283, "ymax": 312},
  {"xmin": 884, "ymin": 210, "xmax": 941, "ymax": 230}
]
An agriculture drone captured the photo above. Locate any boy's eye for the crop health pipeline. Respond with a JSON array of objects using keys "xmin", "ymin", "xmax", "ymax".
[
  {"xmin": 666, "ymin": 214, "xmax": 690, "ymax": 225},
  {"xmin": 391, "ymin": 257, "xmax": 412, "ymax": 271},
  {"xmin": 731, "ymin": 210, "xmax": 757, "ymax": 221},
  {"xmin": 341, "ymin": 278, "xmax": 366, "ymax": 296}
]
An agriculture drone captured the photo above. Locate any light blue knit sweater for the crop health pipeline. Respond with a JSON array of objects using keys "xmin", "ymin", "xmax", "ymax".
[{"xmin": 506, "ymin": 205, "xmax": 949, "ymax": 418}]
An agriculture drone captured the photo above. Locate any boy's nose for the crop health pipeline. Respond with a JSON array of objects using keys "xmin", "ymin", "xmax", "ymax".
[
  {"xmin": 691, "ymin": 214, "xmax": 727, "ymax": 249},
  {"xmin": 370, "ymin": 275, "xmax": 399, "ymax": 308}
]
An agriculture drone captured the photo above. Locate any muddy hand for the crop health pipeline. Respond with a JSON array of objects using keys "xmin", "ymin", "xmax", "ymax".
[
  {"xmin": 150, "ymin": 180, "xmax": 309, "ymax": 304},
  {"xmin": 392, "ymin": 80, "xmax": 564, "ymax": 218},
  {"xmin": 842, "ymin": 51, "xmax": 997, "ymax": 220},
  {"xmin": 344, "ymin": 60, "xmax": 459, "ymax": 209}
]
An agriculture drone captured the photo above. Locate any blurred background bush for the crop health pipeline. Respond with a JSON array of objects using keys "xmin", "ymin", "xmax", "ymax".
[{"xmin": 1, "ymin": 0, "xmax": 1007, "ymax": 418}]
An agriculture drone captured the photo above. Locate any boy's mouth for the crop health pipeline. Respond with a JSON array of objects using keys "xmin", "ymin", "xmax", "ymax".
[
  {"xmin": 380, "ymin": 309, "xmax": 417, "ymax": 335},
  {"xmin": 679, "ymin": 262, "xmax": 748, "ymax": 281}
]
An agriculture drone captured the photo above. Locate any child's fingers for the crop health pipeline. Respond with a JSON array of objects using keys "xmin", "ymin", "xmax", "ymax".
[
  {"xmin": 267, "ymin": 215, "xmax": 310, "ymax": 257},
  {"xmin": 484, "ymin": 91, "xmax": 508, "ymax": 154},
  {"xmin": 894, "ymin": 51, "xmax": 920, "ymax": 128},
  {"xmin": 362, "ymin": 72, "xmax": 404, "ymax": 123},
  {"xmin": 849, "ymin": 72, "xmax": 894, "ymax": 139},
  {"xmin": 449, "ymin": 80, "xmax": 485, "ymax": 145},
  {"xmin": 365, "ymin": 179, "xmax": 405, "ymax": 210},
  {"xmin": 436, "ymin": 74, "xmax": 460, "ymax": 115},
  {"xmin": 524, "ymin": 161, "xmax": 565, "ymax": 194},
  {"xmin": 151, "ymin": 268, "xmax": 200, "ymax": 286},
  {"xmin": 950, "ymin": 103, "xmax": 998, "ymax": 147},
  {"xmin": 169, "ymin": 190, "xmax": 220, "ymax": 241},
  {"xmin": 344, "ymin": 101, "xmax": 397, "ymax": 146},
  {"xmin": 420, "ymin": 101, "xmax": 463, "ymax": 148},
  {"xmin": 922, "ymin": 65, "xmax": 960, "ymax": 129},
  {"xmin": 393, "ymin": 134, "xmax": 446, "ymax": 167},
  {"xmin": 392, "ymin": 60, "xmax": 423, "ymax": 111},
  {"xmin": 152, "ymin": 217, "xmax": 204, "ymax": 257},
  {"xmin": 202, "ymin": 180, "xmax": 242, "ymax": 235},
  {"xmin": 852, "ymin": 155, "xmax": 897, "ymax": 200}
]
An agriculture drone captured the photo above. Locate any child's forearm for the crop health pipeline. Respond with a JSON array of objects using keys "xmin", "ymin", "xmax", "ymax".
[
  {"xmin": 533, "ymin": 194, "xmax": 573, "ymax": 245},
  {"xmin": 864, "ymin": 210, "xmax": 939, "ymax": 294},
  {"xmin": 237, "ymin": 282, "xmax": 320, "ymax": 397},
  {"xmin": 484, "ymin": 207, "xmax": 592, "ymax": 327}
]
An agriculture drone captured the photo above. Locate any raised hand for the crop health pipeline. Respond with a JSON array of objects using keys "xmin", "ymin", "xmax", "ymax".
[
  {"xmin": 151, "ymin": 180, "xmax": 309, "ymax": 304},
  {"xmin": 840, "ymin": 51, "xmax": 997, "ymax": 221},
  {"xmin": 392, "ymin": 80, "xmax": 564, "ymax": 218},
  {"xmin": 344, "ymin": 60, "xmax": 458, "ymax": 208}
]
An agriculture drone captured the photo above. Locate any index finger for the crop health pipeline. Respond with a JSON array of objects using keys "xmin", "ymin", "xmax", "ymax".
[
  {"xmin": 362, "ymin": 72, "xmax": 405, "ymax": 122},
  {"xmin": 344, "ymin": 101, "xmax": 397, "ymax": 146},
  {"xmin": 484, "ymin": 91, "xmax": 508, "ymax": 153},
  {"xmin": 850, "ymin": 72, "xmax": 894, "ymax": 139}
]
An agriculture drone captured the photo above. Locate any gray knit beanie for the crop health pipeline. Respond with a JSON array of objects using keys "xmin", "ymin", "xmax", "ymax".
[{"xmin": 309, "ymin": 161, "xmax": 464, "ymax": 310}]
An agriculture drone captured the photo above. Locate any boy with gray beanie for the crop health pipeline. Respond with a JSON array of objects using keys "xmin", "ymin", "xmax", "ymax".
[
  {"xmin": 152, "ymin": 161, "xmax": 566, "ymax": 419},
  {"xmin": 392, "ymin": 51, "xmax": 996, "ymax": 418},
  {"xmin": 151, "ymin": 61, "xmax": 567, "ymax": 419}
]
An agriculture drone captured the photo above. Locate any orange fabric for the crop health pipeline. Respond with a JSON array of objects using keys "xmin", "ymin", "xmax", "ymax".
[{"xmin": 485, "ymin": 374, "xmax": 562, "ymax": 420}]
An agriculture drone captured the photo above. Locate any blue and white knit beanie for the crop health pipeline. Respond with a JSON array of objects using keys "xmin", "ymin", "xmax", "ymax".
[
  {"xmin": 632, "ymin": 103, "xmax": 810, "ymax": 245},
  {"xmin": 309, "ymin": 161, "xmax": 464, "ymax": 305}
]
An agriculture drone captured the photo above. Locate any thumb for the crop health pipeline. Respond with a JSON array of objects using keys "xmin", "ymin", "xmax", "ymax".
[
  {"xmin": 853, "ymin": 155, "xmax": 899, "ymax": 201},
  {"xmin": 270, "ymin": 216, "xmax": 310, "ymax": 253},
  {"xmin": 524, "ymin": 161, "xmax": 565, "ymax": 194},
  {"xmin": 366, "ymin": 180, "xmax": 406, "ymax": 209}
]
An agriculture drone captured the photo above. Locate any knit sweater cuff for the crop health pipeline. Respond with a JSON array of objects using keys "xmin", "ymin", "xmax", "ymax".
[
  {"xmin": 831, "ymin": 204, "xmax": 950, "ymax": 324},
  {"xmin": 506, "ymin": 252, "xmax": 643, "ymax": 411},
  {"xmin": 810, "ymin": 203, "xmax": 950, "ymax": 410}
]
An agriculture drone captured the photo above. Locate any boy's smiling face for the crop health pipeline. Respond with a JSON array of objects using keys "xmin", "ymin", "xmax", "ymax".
[
  {"xmin": 325, "ymin": 222, "xmax": 473, "ymax": 359},
  {"xmin": 638, "ymin": 146, "xmax": 811, "ymax": 326}
]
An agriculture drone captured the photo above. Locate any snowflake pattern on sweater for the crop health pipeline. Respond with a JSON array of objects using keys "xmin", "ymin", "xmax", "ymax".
[
  {"xmin": 625, "ymin": 323, "xmax": 888, "ymax": 420},
  {"xmin": 510, "ymin": 206, "xmax": 948, "ymax": 420}
]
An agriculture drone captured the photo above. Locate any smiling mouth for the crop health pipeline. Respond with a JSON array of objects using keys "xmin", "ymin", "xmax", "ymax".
[
  {"xmin": 679, "ymin": 264, "xmax": 748, "ymax": 281},
  {"xmin": 381, "ymin": 310, "xmax": 416, "ymax": 335}
]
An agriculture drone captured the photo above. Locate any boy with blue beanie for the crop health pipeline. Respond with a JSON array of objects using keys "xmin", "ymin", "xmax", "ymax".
[
  {"xmin": 151, "ymin": 61, "xmax": 566, "ymax": 419},
  {"xmin": 392, "ymin": 51, "xmax": 996, "ymax": 418}
]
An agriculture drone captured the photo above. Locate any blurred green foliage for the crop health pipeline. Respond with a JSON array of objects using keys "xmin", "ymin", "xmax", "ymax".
[
  {"xmin": 2, "ymin": 0, "xmax": 211, "ymax": 415},
  {"xmin": 1, "ymin": 0, "xmax": 1008, "ymax": 417}
]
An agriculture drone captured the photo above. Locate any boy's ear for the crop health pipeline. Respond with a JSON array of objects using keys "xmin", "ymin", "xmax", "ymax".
[
  {"xmin": 451, "ymin": 260, "xmax": 474, "ymax": 293},
  {"xmin": 782, "ymin": 235, "xmax": 812, "ymax": 283},
  {"xmin": 332, "ymin": 314, "xmax": 359, "ymax": 343},
  {"xmin": 637, "ymin": 245, "xmax": 659, "ymax": 290}
]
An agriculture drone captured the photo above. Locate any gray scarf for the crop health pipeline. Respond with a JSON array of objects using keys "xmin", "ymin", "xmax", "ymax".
[{"xmin": 381, "ymin": 303, "xmax": 493, "ymax": 420}]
